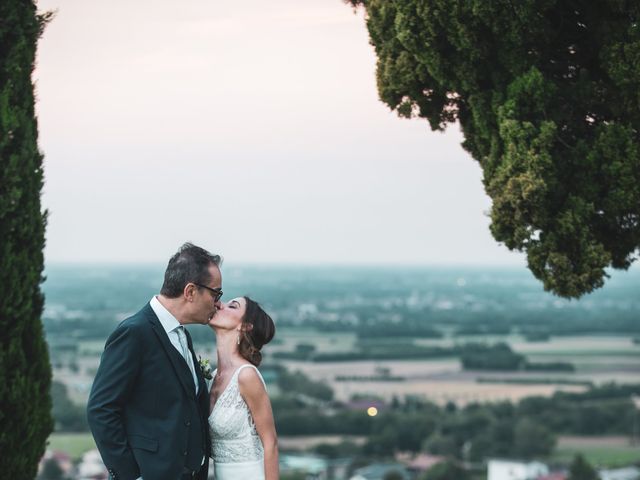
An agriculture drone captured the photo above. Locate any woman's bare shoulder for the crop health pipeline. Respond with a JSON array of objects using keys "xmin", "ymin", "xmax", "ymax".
[{"xmin": 237, "ymin": 364, "xmax": 266, "ymax": 392}]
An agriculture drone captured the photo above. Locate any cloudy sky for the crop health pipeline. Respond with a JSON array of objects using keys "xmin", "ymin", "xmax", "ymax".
[{"xmin": 34, "ymin": 0, "xmax": 527, "ymax": 267}]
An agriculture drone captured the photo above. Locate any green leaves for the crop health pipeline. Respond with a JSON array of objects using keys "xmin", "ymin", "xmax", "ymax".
[
  {"xmin": 567, "ymin": 454, "xmax": 599, "ymax": 480},
  {"xmin": 0, "ymin": 0, "xmax": 52, "ymax": 477},
  {"xmin": 351, "ymin": 0, "xmax": 640, "ymax": 297}
]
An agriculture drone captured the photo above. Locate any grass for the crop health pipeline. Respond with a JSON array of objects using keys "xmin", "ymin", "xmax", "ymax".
[
  {"xmin": 528, "ymin": 350, "xmax": 640, "ymax": 358},
  {"xmin": 47, "ymin": 432, "xmax": 96, "ymax": 460},
  {"xmin": 551, "ymin": 438, "xmax": 640, "ymax": 468}
]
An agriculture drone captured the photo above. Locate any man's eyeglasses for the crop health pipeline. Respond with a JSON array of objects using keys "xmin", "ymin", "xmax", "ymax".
[{"xmin": 194, "ymin": 283, "xmax": 223, "ymax": 302}]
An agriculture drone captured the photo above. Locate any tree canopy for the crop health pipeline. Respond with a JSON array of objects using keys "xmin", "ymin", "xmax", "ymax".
[
  {"xmin": 420, "ymin": 460, "xmax": 471, "ymax": 480},
  {"xmin": 347, "ymin": 0, "xmax": 640, "ymax": 297},
  {"xmin": 567, "ymin": 454, "xmax": 600, "ymax": 480},
  {"xmin": 0, "ymin": 0, "xmax": 53, "ymax": 476}
]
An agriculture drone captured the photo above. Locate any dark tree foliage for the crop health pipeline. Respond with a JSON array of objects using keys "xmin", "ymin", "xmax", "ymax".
[
  {"xmin": 0, "ymin": 1, "xmax": 54, "ymax": 477},
  {"xmin": 365, "ymin": 411, "xmax": 438, "ymax": 454},
  {"xmin": 567, "ymin": 454, "xmax": 600, "ymax": 480},
  {"xmin": 37, "ymin": 458, "xmax": 65, "ymax": 480},
  {"xmin": 276, "ymin": 367, "xmax": 334, "ymax": 401},
  {"xmin": 420, "ymin": 460, "xmax": 471, "ymax": 480},
  {"xmin": 460, "ymin": 342, "xmax": 524, "ymax": 370},
  {"xmin": 51, "ymin": 380, "xmax": 89, "ymax": 431},
  {"xmin": 346, "ymin": 0, "xmax": 640, "ymax": 298},
  {"xmin": 513, "ymin": 418, "xmax": 556, "ymax": 458},
  {"xmin": 383, "ymin": 471, "xmax": 405, "ymax": 480}
]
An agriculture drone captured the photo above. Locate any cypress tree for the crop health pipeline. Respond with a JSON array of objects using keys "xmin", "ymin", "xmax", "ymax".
[
  {"xmin": 567, "ymin": 454, "xmax": 600, "ymax": 480},
  {"xmin": 347, "ymin": 0, "xmax": 640, "ymax": 298},
  {"xmin": 0, "ymin": 1, "xmax": 54, "ymax": 477}
]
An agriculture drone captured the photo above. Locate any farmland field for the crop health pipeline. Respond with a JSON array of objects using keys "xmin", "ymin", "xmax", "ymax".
[
  {"xmin": 47, "ymin": 433, "xmax": 96, "ymax": 460},
  {"xmin": 54, "ymin": 332, "xmax": 639, "ymax": 406},
  {"xmin": 275, "ymin": 331, "xmax": 640, "ymax": 404},
  {"xmin": 552, "ymin": 436, "xmax": 640, "ymax": 468}
]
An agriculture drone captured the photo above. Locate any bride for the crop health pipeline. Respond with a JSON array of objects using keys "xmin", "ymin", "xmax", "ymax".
[{"xmin": 207, "ymin": 296, "xmax": 278, "ymax": 479}]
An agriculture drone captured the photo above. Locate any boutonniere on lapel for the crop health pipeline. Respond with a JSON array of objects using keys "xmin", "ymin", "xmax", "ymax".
[{"xmin": 198, "ymin": 356, "xmax": 213, "ymax": 380}]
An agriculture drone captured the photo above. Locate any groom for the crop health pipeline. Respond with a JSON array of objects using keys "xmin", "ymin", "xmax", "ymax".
[{"xmin": 87, "ymin": 243, "xmax": 223, "ymax": 480}]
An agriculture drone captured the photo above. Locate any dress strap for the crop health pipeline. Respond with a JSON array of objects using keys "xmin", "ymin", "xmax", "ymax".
[
  {"xmin": 235, "ymin": 364, "xmax": 266, "ymax": 388},
  {"xmin": 206, "ymin": 368, "xmax": 217, "ymax": 393}
]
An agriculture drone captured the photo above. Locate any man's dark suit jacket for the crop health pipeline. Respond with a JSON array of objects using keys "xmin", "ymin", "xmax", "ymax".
[{"xmin": 87, "ymin": 303, "xmax": 211, "ymax": 480}]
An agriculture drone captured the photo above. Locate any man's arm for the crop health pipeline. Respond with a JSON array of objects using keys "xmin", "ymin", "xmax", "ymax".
[{"xmin": 87, "ymin": 322, "xmax": 143, "ymax": 480}]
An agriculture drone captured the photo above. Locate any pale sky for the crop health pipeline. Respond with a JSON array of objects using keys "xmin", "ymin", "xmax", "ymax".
[{"xmin": 35, "ymin": 0, "xmax": 527, "ymax": 267}]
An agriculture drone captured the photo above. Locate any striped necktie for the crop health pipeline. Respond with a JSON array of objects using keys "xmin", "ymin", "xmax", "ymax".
[{"xmin": 176, "ymin": 326, "xmax": 198, "ymax": 393}]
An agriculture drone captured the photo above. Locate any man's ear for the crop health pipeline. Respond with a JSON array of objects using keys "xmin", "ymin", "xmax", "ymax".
[{"xmin": 184, "ymin": 283, "xmax": 197, "ymax": 302}]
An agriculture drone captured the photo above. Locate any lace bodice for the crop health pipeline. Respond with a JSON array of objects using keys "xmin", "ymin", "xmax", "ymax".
[{"xmin": 208, "ymin": 364, "xmax": 265, "ymax": 464}]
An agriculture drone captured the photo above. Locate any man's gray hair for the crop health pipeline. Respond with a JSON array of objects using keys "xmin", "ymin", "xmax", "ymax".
[{"xmin": 160, "ymin": 243, "xmax": 221, "ymax": 298}]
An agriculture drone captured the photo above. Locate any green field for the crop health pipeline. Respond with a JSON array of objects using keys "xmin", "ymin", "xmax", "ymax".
[
  {"xmin": 551, "ymin": 437, "xmax": 640, "ymax": 468},
  {"xmin": 47, "ymin": 433, "xmax": 96, "ymax": 460}
]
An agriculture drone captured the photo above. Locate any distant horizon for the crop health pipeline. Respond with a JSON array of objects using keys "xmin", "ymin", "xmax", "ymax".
[
  {"xmin": 43, "ymin": 259, "xmax": 640, "ymax": 274},
  {"xmin": 44, "ymin": 259, "xmax": 530, "ymax": 269}
]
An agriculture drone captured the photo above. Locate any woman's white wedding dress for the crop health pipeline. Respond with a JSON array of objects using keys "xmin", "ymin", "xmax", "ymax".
[{"xmin": 208, "ymin": 364, "xmax": 266, "ymax": 479}]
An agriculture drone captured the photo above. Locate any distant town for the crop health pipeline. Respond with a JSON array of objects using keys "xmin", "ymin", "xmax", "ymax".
[{"xmin": 39, "ymin": 265, "xmax": 640, "ymax": 480}]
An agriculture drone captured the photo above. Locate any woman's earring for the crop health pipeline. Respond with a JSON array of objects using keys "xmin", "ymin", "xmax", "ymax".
[{"xmin": 236, "ymin": 332, "xmax": 240, "ymax": 345}]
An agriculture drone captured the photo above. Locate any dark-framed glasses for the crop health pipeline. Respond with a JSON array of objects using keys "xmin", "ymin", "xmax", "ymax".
[{"xmin": 194, "ymin": 283, "xmax": 223, "ymax": 302}]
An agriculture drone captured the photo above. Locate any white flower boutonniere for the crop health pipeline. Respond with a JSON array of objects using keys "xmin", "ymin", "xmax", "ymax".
[{"xmin": 198, "ymin": 356, "xmax": 213, "ymax": 381}]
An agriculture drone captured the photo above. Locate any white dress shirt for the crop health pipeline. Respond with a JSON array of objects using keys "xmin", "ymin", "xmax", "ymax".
[{"xmin": 150, "ymin": 296, "xmax": 199, "ymax": 394}]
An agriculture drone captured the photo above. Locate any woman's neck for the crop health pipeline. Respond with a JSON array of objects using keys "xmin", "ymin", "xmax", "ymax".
[{"xmin": 215, "ymin": 329, "xmax": 243, "ymax": 372}]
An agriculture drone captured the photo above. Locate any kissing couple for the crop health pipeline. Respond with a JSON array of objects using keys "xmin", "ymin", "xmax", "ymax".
[{"xmin": 87, "ymin": 243, "xmax": 278, "ymax": 480}]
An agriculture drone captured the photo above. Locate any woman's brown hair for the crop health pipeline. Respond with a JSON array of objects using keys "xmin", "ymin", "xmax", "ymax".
[{"xmin": 238, "ymin": 297, "xmax": 275, "ymax": 366}]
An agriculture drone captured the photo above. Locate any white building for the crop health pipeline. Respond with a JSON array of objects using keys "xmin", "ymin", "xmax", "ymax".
[
  {"xmin": 280, "ymin": 453, "xmax": 329, "ymax": 479},
  {"xmin": 488, "ymin": 459, "xmax": 549, "ymax": 480},
  {"xmin": 349, "ymin": 463, "xmax": 410, "ymax": 480},
  {"xmin": 76, "ymin": 449, "xmax": 108, "ymax": 480},
  {"xmin": 599, "ymin": 466, "xmax": 640, "ymax": 480}
]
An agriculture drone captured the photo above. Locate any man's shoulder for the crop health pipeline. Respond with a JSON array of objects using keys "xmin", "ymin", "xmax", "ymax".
[
  {"xmin": 103, "ymin": 304, "xmax": 156, "ymax": 349},
  {"xmin": 116, "ymin": 303, "xmax": 156, "ymax": 331}
]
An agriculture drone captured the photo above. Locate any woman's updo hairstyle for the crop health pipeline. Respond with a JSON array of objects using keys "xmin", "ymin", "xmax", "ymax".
[{"xmin": 238, "ymin": 297, "xmax": 275, "ymax": 367}]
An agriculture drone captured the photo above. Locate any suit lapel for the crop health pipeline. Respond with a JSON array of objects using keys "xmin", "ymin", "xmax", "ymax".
[
  {"xmin": 181, "ymin": 326, "xmax": 213, "ymax": 456},
  {"xmin": 184, "ymin": 328, "xmax": 207, "ymax": 399},
  {"xmin": 144, "ymin": 305, "xmax": 196, "ymax": 399},
  {"xmin": 184, "ymin": 327, "xmax": 211, "ymax": 451}
]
